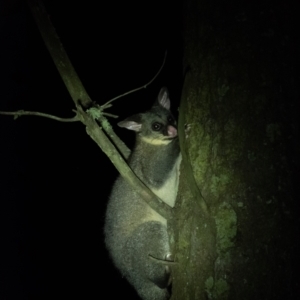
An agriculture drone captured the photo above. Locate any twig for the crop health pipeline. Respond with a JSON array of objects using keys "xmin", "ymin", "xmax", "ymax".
[
  {"xmin": 0, "ymin": 110, "xmax": 78, "ymax": 122},
  {"xmin": 102, "ymin": 112, "xmax": 118, "ymax": 118},
  {"xmin": 102, "ymin": 50, "xmax": 167, "ymax": 107}
]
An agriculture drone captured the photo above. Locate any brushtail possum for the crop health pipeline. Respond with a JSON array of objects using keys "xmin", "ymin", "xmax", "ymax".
[{"xmin": 104, "ymin": 87, "xmax": 181, "ymax": 300}]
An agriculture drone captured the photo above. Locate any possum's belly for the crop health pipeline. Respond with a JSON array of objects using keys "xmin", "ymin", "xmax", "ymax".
[{"xmin": 151, "ymin": 154, "xmax": 182, "ymax": 208}]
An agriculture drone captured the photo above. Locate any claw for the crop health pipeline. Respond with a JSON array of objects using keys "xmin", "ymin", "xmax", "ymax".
[{"xmin": 165, "ymin": 253, "xmax": 174, "ymax": 262}]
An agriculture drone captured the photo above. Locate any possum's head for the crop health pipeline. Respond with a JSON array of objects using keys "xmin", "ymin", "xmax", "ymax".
[{"xmin": 118, "ymin": 87, "xmax": 177, "ymax": 145}]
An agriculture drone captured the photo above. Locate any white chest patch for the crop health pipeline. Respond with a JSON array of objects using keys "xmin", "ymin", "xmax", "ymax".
[
  {"xmin": 151, "ymin": 154, "xmax": 182, "ymax": 208},
  {"xmin": 141, "ymin": 136, "xmax": 172, "ymax": 145}
]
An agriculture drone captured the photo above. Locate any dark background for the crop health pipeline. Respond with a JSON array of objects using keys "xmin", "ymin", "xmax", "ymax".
[{"xmin": 0, "ymin": 0, "xmax": 182, "ymax": 299}]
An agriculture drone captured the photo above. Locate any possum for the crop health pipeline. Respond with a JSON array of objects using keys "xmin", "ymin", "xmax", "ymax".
[{"xmin": 104, "ymin": 87, "xmax": 181, "ymax": 300}]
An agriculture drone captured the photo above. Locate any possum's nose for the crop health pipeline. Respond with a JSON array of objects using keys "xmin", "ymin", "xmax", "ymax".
[{"xmin": 167, "ymin": 125, "xmax": 177, "ymax": 137}]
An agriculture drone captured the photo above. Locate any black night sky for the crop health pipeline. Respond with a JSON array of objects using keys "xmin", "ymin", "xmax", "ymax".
[{"xmin": 0, "ymin": 0, "xmax": 299, "ymax": 299}]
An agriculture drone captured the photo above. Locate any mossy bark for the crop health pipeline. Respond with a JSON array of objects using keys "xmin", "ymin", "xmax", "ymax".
[{"xmin": 171, "ymin": 0, "xmax": 298, "ymax": 299}]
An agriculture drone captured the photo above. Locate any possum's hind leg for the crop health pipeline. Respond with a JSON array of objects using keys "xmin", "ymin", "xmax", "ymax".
[{"xmin": 125, "ymin": 221, "xmax": 172, "ymax": 300}]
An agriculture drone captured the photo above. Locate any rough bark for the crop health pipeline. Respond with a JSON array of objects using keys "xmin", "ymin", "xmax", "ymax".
[{"xmin": 172, "ymin": 0, "xmax": 298, "ymax": 299}]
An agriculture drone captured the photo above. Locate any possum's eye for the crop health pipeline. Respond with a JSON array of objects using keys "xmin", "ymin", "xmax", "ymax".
[
  {"xmin": 167, "ymin": 116, "xmax": 174, "ymax": 124},
  {"xmin": 152, "ymin": 122, "xmax": 162, "ymax": 131}
]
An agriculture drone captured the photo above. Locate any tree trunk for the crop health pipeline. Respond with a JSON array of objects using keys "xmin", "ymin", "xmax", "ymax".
[{"xmin": 172, "ymin": 0, "xmax": 298, "ymax": 299}]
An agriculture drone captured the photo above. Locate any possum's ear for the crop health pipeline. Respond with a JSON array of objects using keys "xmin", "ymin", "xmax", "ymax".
[
  {"xmin": 156, "ymin": 87, "xmax": 170, "ymax": 110},
  {"xmin": 118, "ymin": 114, "xmax": 142, "ymax": 132}
]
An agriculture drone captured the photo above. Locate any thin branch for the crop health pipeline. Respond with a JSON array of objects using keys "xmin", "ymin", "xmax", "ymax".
[
  {"xmin": 85, "ymin": 106, "xmax": 130, "ymax": 159},
  {"xmin": 0, "ymin": 110, "xmax": 78, "ymax": 122},
  {"xmin": 98, "ymin": 114, "xmax": 131, "ymax": 160},
  {"xmin": 102, "ymin": 50, "xmax": 167, "ymax": 107}
]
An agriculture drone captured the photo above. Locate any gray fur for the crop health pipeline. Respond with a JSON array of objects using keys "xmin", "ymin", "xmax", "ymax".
[{"xmin": 104, "ymin": 87, "xmax": 181, "ymax": 300}]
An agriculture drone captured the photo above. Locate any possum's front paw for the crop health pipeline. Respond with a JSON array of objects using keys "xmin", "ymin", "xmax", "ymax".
[{"xmin": 164, "ymin": 253, "xmax": 174, "ymax": 287}]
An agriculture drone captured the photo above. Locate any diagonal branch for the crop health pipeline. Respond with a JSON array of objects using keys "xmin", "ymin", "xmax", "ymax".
[
  {"xmin": 25, "ymin": 0, "xmax": 172, "ymax": 218},
  {"xmin": 27, "ymin": 0, "xmax": 92, "ymax": 108},
  {"xmin": 77, "ymin": 104, "xmax": 172, "ymax": 219}
]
